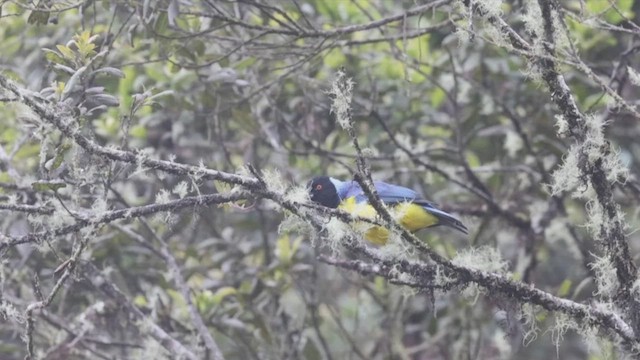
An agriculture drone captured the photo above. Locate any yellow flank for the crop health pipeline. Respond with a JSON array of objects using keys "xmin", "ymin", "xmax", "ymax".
[{"xmin": 338, "ymin": 197, "xmax": 439, "ymax": 245}]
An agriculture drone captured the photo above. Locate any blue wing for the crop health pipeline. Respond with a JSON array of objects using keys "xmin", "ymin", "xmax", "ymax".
[
  {"xmin": 339, "ymin": 180, "xmax": 436, "ymax": 207},
  {"xmin": 334, "ymin": 178, "xmax": 467, "ymax": 234}
]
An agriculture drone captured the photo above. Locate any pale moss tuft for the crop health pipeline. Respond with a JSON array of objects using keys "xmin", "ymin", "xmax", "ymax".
[
  {"xmin": 522, "ymin": 61, "xmax": 544, "ymax": 85},
  {"xmin": 324, "ymin": 218, "xmax": 353, "ymax": 254},
  {"xmin": 628, "ymin": 66, "xmax": 640, "ymax": 86},
  {"xmin": 580, "ymin": 321, "xmax": 611, "ymax": 357},
  {"xmin": 173, "ymin": 181, "xmax": 189, "ymax": 198},
  {"xmin": 91, "ymin": 197, "xmax": 109, "ymax": 216},
  {"xmin": 283, "ymin": 185, "xmax": 310, "ymax": 204},
  {"xmin": 503, "ymin": 130, "xmax": 523, "ymax": 158},
  {"xmin": 361, "ymin": 147, "xmax": 378, "ymax": 158},
  {"xmin": 6, "ymin": 194, "xmax": 18, "ymax": 205},
  {"xmin": 155, "ymin": 189, "xmax": 172, "ymax": 205},
  {"xmin": 584, "ymin": 200, "xmax": 605, "ymax": 237},
  {"xmin": 519, "ymin": 304, "xmax": 540, "ymax": 346},
  {"xmin": 236, "ymin": 164, "xmax": 251, "ymax": 178},
  {"xmin": 584, "ymin": 114, "xmax": 606, "ymax": 152},
  {"xmin": 602, "ymin": 147, "xmax": 629, "ymax": 185},
  {"xmin": 554, "ymin": 114, "xmax": 569, "ymax": 138},
  {"xmin": 327, "ymin": 70, "xmax": 354, "ymax": 130},
  {"xmin": 50, "ymin": 201, "xmax": 75, "ymax": 227},
  {"xmin": 551, "ymin": 12, "xmax": 571, "ymax": 53},
  {"xmin": 452, "ymin": 246, "xmax": 508, "ymax": 273},
  {"xmin": 460, "ymin": 283, "xmax": 481, "ymax": 302},
  {"xmin": 373, "ymin": 230, "xmax": 414, "ymax": 261},
  {"xmin": 550, "ymin": 145, "xmax": 581, "ymax": 196},
  {"xmin": 485, "ymin": 24, "xmax": 509, "ymax": 48},
  {"xmin": 491, "ymin": 328, "xmax": 512, "ymax": 359},
  {"xmin": 521, "ymin": 0, "xmax": 543, "ymax": 37},
  {"xmin": 433, "ymin": 265, "xmax": 457, "ymax": 289},
  {"xmin": 544, "ymin": 218, "xmax": 581, "ymax": 259},
  {"xmin": 454, "ymin": 27, "xmax": 471, "ymax": 45},
  {"xmin": 262, "ymin": 168, "xmax": 288, "ymax": 195},
  {"xmin": 278, "ymin": 214, "xmax": 312, "ymax": 237},
  {"xmin": 588, "ymin": 253, "xmax": 619, "ymax": 297},
  {"xmin": 476, "ymin": 0, "xmax": 503, "ymax": 18},
  {"xmin": 129, "ymin": 150, "xmax": 152, "ymax": 181},
  {"xmin": 550, "ymin": 313, "xmax": 578, "ymax": 355},
  {"xmin": 0, "ymin": 300, "xmax": 25, "ymax": 324}
]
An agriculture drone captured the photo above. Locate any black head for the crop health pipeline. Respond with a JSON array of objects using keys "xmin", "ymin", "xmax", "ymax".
[{"xmin": 308, "ymin": 176, "xmax": 340, "ymax": 208}]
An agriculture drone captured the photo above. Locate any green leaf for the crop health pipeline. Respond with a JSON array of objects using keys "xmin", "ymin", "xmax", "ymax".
[
  {"xmin": 130, "ymin": 124, "xmax": 147, "ymax": 139},
  {"xmin": 431, "ymin": 88, "xmax": 446, "ymax": 108},
  {"xmin": 43, "ymin": 49, "xmax": 66, "ymax": 64},
  {"xmin": 211, "ymin": 286, "xmax": 237, "ymax": 305},
  {"xmin": 557, "ymin": 279, "xmax": 572, "ymax": 297},
  {"xmin": 91, "ymin": 67, "xmax": 126, "ymax": 78},
  {"xmin": 324, "ymin": 48, "xmax": 347, "ymax": 69},
  {"xmin": 51, "ymin": 142, "xmax": 72, "ymax": 170},
  {"xmin": 465, "ymin": 151, "xmax": 481, "ymax": 168},
  {"xmin": 32, "ymin": 181, "xmax": 67, "ymax": 192},
  {"xmin": 75, "ymin": 31, "xmax": 97, "ymax": 58},
  {"xmin": 27, "ymin": 10, "xmax": 49, "ymax": 25},
  {"xmin": 154, "ymin": 12, "xmax": 169, "ymax": 34},
  {"xmin": 62, "ymin": 65, "xmax": 88, "ymax": 98},
  {"xmin": 56, "ymin": 45, "xmax": 76, "ymax": 60},
  {"xmin": 133, "ymin": 295, "xmax": 148, "ymax": 307}
]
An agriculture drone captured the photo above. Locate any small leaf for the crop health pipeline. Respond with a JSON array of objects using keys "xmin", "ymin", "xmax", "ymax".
[
  {"xmin": 465, "ymin": 151, "xmax": 481, "ymax": 168},
  {"xmin": 86, "ymin": 105, "xmax": 108, "ymax": 115},
  {"xmin": 276, "ymin": 235, "xmax": 302, "ymax": 265},
  {"xmin": 133, "ymin": 295, "xmax": 148, "ymax": 307},
  {"xmin": 169, "ymin": 62, "xmax": 181, "ymax": 73},
  {"xmin": 147, "ymin": 90, "xmax": 174, "ymax": 101},
  {"xmin": 40, "ymin": 87, "xmax": 56, "ymax": 98},
  {"xmin": 53, "ymin": 64, "xmax": 75, "ymax": 75},
  {"xmin": 56, "ymin": 45, "xmax": 75, "ymax": 60},
  {"xmin": 43, "ymin": 49, "xmax": 66, "ymax": 64},
  {"xmin": 51, "ymin": 142, "xmax": 72, "ymax": 170},
  {"xmin": 32, "ymin": 181, "xmax": 67, "ymax": 192},
  {"xmin": 62, "ymin": 66, "xmax": 88, "ymax": 99},
  {"xmin": 212, "ymin": 286, "xmax": 237, "ymax": 305},
  {"xmin": 89, "ymin": 94, "xmax": 120, "ymax": 107},
  {"xmin": 28, "ymin": 10, "xmax": 49, "ymax": 25},
  {"xmin": 154, "ymin": 12, "xmax": 169, "ymax": 33},
  {"xmin": 86, "ymin": 86, "xmax": 105, "ymax": 95},
  {"xmin": 75, "ymin": 32, "xmax": 97, "ymax": 58},
  {"xmin": 91, "ymin": 67, "xmax": 125, "ymax": 78},
  {"xmin": 55, "ymin": 82, "xmax": 66, "ymax": 96},
  {"xmin": 557, "ymin": 279, "xmax": 572, "ymax": 297},
  {"xmin": 130, "ymin": 124, "xmax": 147, "ymax": 138},
  {"xmin": 276, "ymin": 235, "xmax": 291, "ymax": 264}
]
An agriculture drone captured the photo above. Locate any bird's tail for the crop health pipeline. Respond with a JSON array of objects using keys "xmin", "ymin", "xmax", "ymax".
[{"xmin": 425, "ymin": 206, "xmax": 468, "ymax": 235}]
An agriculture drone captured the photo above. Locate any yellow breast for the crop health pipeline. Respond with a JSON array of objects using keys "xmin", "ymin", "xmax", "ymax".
[{"xmin": 338, "ymin": 197, "xmax": 439, "ymax": 245}]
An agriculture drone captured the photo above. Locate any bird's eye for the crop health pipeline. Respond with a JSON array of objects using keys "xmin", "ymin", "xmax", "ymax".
[{"xmin": 315, "ymin": 184, "xmax": 322, "ymax": 191}]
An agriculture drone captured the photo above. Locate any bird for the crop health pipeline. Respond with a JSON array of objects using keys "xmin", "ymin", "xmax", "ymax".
[{"xmin": 308, "ymin": 176, "xmax": 468, "ymax": 245}]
